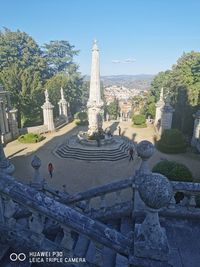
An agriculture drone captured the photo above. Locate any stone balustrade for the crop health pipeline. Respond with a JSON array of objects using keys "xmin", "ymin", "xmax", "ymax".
[
  {"xmin": 0, "ymin": 173, "xmax": 131, "ymax": 257},
  {"xmin": 44, "ymin": 177, "xmax": 134, "ymax": 215}
]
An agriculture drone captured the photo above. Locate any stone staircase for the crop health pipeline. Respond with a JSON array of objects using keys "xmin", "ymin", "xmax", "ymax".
[{"xmin": 54, "ymin": 136, "xmax": 133, "ymax": 161}]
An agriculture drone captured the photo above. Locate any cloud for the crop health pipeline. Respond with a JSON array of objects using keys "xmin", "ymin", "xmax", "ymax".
[
  {"xmin": 123, "ymin": 58, "xmax": 136, "ymax": 63},
  {"xmin": 112, "ymin": 58, "xmax": 136, "ymax": 64},
  {"xmin": 112, "ymin": 60, "xmax": 122, "ymax": 63}
]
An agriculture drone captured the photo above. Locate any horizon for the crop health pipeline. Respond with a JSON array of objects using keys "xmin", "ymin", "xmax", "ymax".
[{"xmin": 1, "ymin": 0, "xmax": 200, "ymax": 76}]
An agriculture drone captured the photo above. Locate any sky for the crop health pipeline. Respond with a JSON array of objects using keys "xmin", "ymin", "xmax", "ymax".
[{"xmin": 0, "ymin": 0, "xmax": 200, "ymax": 76}]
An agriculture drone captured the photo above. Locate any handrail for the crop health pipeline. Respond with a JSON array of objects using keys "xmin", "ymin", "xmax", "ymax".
[
  {"xmin": 172, "ymin": 181, "xmax": 200, "ymax": 193},
  {"xmin": 0, "ymin": 174, "xmax": 131, "ymax": 256},
  {"xmin": 46, "ymin": 176, "xmax": 134, "ymax": 205}
]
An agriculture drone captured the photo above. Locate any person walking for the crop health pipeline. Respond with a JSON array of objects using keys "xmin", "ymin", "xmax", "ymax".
[
  {"xmin": 118, "ymin": 126, "xmax": 121, "ymax": 136},
  {"xmin": 129, "ymin": 147, "xmax": 134, "ymax": 161},
  {"xmin": 48, "ymin": 163, "xmax": 54, "ymax": 178}
]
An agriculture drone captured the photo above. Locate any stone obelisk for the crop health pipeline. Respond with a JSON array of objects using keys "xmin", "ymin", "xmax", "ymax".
[{"xmin": 87, "ymin": 40, "xmax": 104, "ymax": 136}]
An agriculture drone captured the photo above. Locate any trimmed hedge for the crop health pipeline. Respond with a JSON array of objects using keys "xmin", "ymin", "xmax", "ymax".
[
  {"xmin": 18, "ymin": 133, "xmax": 45, "ymax": 143},
  {"xmin": 132, "ymin": 114, "xmax": 146, "ymax": 125},
  {"xmin": 152, "ymin": 160, "xmax": 193, "ymax": 182},
  {"xmin": 75, "ymin": 111, "xmax": 88, "ymax": 126},
  {"xmin": 157, "ymin": 129, "xmax": 187, "ymax": 154},
  {"xmin": 75, "ymin": 120, "xmax": 89, "ymax": 126}
]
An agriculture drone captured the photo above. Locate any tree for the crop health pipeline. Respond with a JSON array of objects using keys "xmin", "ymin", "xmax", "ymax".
[
  {"xmin": 0, "ymin": 28, "xmax": 49, "ymax": 127},
  {"xmin": 149, "ymin": 51, "xmax": 200, "ymax": 135},
  {"xmin": 45, "ymin": 72, "xmax": 84, "ymax": 116},
  {"xmin": 106, "ymin": 99, "xmax": 119, "ymax": 120},
  {"xmin": 150, "ymin": 70, "xmax": 171, "ymax": 102},
  {"xmin": 43, "ymin": 40, "xmax": 79, "ymax": 75}
]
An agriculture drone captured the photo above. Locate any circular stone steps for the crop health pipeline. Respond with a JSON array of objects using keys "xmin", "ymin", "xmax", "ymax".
[{"xmin": 54, "ymin": 135, "xmax": 134, "ymax": 161}]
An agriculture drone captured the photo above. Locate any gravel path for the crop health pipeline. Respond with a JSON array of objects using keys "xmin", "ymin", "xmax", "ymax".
[{"xmin": 4, "ymin": 121, "xmax": 200, "ymax": 194}]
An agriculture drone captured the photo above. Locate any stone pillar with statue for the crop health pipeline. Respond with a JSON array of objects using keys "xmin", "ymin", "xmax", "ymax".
[
  {"xmin": 8, "ymin": 108, "xmax": 19, "ymax": 139},
  {"xmin": 41, "ymin": 90, "xmax": 55, "ymax": 132},
  {"xmin": 191, "ymin": 110, "xmax": 200, "ymax": 152},
  {"xmin": 159, "ymin": 97, "xmax": 174, "ymax": 134},
  {"xmin": 58, "ymin": 87, "xmax": 68, "ymax": 123},
  {"xmin": 154, "ymin": 87, "xmax": 165, "ymax": 130}
]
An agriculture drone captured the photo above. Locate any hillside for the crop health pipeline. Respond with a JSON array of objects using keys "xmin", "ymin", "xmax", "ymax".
[{"xmin": 84, "ymin": 74, "xmax": 155, "ymax": 90}]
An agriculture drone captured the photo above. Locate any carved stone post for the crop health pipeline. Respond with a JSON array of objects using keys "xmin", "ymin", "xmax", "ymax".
[
  {"xmin": 0, "ymin": 99, "xmax": 6, "ymax": 135},
  {"xmin": 134, "ymin": 140, "xmax": 155, "ymax": 213},
  {"xmin": 191, "ymin": 110, "xmax": 200, "ymax": 150},
  {"xmin": 8, "ymin": 108, "xmax": 19, "ymax": 139},
  {"xmin": 160, "ymin": 97, "xmax": 174, "ymax": 134},
  {"xmin": 0, "ymin": 138, "xmax": 15, "ymax": 175},
  {"xmin": 31, "ymin": 155, "xmax": 45, "ymax": 190},
  {"xmin": 29, "ymin": 213, "xmax": 45, "ymax": 236},
  {"xmin": 60, "ymin": 227, "xmax": 74, "ymax": 253},
  {"xmin": 41, "ymin": 90, "xmax": 55, "ymax": 132},
  {"xmin": 134, "ymin": 173, "xmax": 173, "ymax": 262},
  {"xmin": 154, "ymin": 88, "xmax": 165, "ymax": 127},
  {"xmin": 58, "ymin": 87, "xmax": 68, "ymax": 122},
  {"xmin": 4, "ymin": 197, "xmax": 18, "ymax": 226}
]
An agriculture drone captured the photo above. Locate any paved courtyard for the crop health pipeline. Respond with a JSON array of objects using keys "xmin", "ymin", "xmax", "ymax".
[{"xmin": 4, "ymin": 121, "xmax": 200, "ymax": 194}]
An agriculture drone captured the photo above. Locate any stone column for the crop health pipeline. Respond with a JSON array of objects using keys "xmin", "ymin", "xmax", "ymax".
[
  {"xmin": 41, "ymin": 90, "xmax": 55, "ymax": 132},
  {"xmin": 134, "ymin": 141, "xmax": 155, "ymax": 212},
  {"xmin": 160, "ymin": 98, "xmax": 174, "ymax": 134},
  {"xmin": 58, "ymin": 87, "xmax": 68, "ymax": 122},
  {"xmin": 0, "ymin": 138, "xmax": 15, "ymax": 175},
  {"xmin": 154, "ymin": 88, "xmax": 165, "ymax": 127},
  {"xmin": 2, "ymin": 102, "xmax": 9, "ymax": 133},
  {"xmin": 8, "ymin": 108, "xmax": 19, "ymax": 139},
  {"xmin": 0, "ymin": 99, "xmax": 6, "ymax": 135},
  {"xmin": 87, "ymin": 40, "xmax": 104, "ymax": 136},
  {"xmin": 134, "ymin": 173, "xmax": 172, "ymax": 263},
  {"xmin": 31, "ymin": 155, "xmax": 45, "ymax": 190},
  {"xmin": 191, "ymin": 110, "xmax": 200, "ymax": 147}
]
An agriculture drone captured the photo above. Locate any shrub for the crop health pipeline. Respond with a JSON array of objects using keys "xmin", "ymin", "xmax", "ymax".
[
  {"xmin": 132, "ymin": 114, "xmax": 146, "ymax": 125},
  {"xmin": 157, "ymin": 129, "xmax": 187, "ymax": 154},
  {"xmin": 75, "ymin": 111, "xmax": 88, "ymax": 125},
  {"xmin": 75, "ymin": 120, "xmax": 89, "ymax": 126},
  {"xmin": 152, "ymin": 160, "xmax": 193, "ymax": 182},
  {"xmin": 132, "ymin": 114, "xmax": 147, "ymax": 127},
  {"xmin": 18, "ymin": 133, "xmax": 45, "ymax": 143}
]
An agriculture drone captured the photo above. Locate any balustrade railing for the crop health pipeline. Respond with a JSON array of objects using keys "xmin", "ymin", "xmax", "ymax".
[
  {"xmin": 164, "ymin": 181, "xmax": 200, "ymax": 215},
  {"xmin": 43, "ymin": 177, "xmax": 135, "ymax": 216},
  {"xmin": 0, "ymin": 173, "xmax": 131, "ymax": 260}
]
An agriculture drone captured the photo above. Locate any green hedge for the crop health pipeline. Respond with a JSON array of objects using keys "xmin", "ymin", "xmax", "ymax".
[
  {"xmin": 132, "ymin": 114, "xmax": 146, "ymax": 125},
  {"xmin": 75, "ymin": 120, "xmax": 89, "ymax": 126},
  {"xmin": 18, "ymin": 133, "xmax": 45, "ymax": 143},
  {"xmin": 157, "ymin": 129, "xmax": 187, "ymax": 154},
  {"xmin": 152, "ymin": 160, "xmax": 193, "ymax": 182},
  {"xmin": 74, "ymin": 111, "xmax": 88, "ymax": 126}
]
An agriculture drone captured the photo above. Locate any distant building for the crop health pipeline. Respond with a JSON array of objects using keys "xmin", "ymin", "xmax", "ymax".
[
  {"xmin": 104, "ymin": 85, "xmax": 140, "ymax": 104},
  {"xmin": 118, "ymin": 99, "xmax": 132, "ymax": 121}
]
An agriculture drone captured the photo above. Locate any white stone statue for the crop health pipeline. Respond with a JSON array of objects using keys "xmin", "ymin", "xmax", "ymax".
[{"xmin": 44, "ymin": 89, "xmax": 49, "ymax": 102}]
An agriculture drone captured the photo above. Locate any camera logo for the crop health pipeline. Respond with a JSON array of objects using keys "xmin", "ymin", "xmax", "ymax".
[{"xmin": 10, "ymin": 253, "xmax": 26, "ymax": 262}]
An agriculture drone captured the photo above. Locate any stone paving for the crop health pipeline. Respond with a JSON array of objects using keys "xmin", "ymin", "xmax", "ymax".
[{"xmin": 4, "ymin": 121, "xmax": 200, "ymax": 194}]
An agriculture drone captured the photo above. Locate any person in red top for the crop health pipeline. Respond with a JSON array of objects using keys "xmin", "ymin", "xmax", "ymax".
[
  {"xmin": 129, "ymin": 147, "xmax": 134, "ymax": 161},
  {"xmin": 48, "ymin": 163, "xmax": 54, "ymax": 178}
]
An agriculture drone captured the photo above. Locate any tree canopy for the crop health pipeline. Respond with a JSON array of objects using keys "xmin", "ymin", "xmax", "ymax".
[
  {"xmin": 149, "ymin": 51, "xmax": 200, "ymax": 135},
  {"xmin": 0, "ymin": 28, "xmax": 85, "ymax": 127}
]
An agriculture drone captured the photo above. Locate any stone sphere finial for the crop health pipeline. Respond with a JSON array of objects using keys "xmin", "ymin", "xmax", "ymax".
[
  {"xmin": 31, "ymin": 155, "xmax": 41, "ymax": 170},
  {"xmin": 137, "ymin": 140, "xmax": 155, "ymax": 160},
  {"xmin": 138, "ymin": 173, "xmax": 173, "ymax": 209}
]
